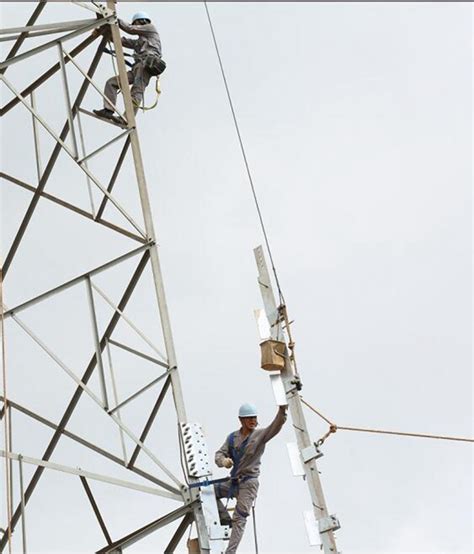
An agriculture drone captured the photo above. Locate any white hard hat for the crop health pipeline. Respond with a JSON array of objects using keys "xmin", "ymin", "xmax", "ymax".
[
  {"xmin": 132, "ymin": 12, "xmax": 151, "ymax": 24},
  {"xmin": 238, "ymin": 403, "xmax": 258, "ymax": 418}
]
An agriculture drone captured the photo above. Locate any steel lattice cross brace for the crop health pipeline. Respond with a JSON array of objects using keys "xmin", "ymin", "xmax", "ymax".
[{"xmin": 0, "ymin": 2, "xmax": 225, "ymax": 552}]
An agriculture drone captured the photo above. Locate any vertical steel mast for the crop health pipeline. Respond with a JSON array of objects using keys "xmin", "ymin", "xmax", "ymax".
[
  {"xmin": 254, "ymin": 246, "xmax": 340, "ymax": 553},
  {"xmin": 0, "ymin": 2, "xmax": 223, "ymax": 552}
]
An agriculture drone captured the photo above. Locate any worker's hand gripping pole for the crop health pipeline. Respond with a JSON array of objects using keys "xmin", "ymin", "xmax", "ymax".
[{"xmin": 253, "ymin": 245, "xmax": 340, "ymax": 553}]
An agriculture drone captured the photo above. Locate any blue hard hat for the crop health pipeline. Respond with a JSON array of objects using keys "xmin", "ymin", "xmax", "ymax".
[
  {"xmin": 132, "ymin": 12, "xmax": 151, "ymax": 23},
  {"xmin": 238, "ymin": 403, "xmax": 258, "ymax": 418}
]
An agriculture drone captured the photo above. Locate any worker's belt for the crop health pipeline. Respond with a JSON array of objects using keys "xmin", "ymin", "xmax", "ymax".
[
  {"xmin": 143, "ymin": 54, "xmax": 166, "ymax": 76},
  {"xmin": 188, "ymin": 475, "xmax": 255, "ymax": 490}
]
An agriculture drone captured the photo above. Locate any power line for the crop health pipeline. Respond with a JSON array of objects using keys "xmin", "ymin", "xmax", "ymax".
[{"xmin": 203, "ymin": 2, "xmax": 285, "ymax": 305}]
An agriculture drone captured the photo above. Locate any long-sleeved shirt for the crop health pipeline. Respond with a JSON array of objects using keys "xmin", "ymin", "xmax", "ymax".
[
  {"xmin": 118, "ymin": 20, "xmax": 162, "ymax": 62},
  {"xmin": 215, "ymin": 407, "xmax": 287, "ymax": 479}
]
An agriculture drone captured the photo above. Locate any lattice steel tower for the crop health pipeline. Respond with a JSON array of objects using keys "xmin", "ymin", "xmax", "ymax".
[{"xmin": 1, "ymin": 2, "xmax": 226, "ymax": 552}]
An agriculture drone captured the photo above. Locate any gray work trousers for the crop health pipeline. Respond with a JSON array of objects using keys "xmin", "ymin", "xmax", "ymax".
[
  {"xmin": 214, "ymin": 478, "xmax": 259, "ymax": 554},
  {"xmin": 103, "ymin": 61, "xmax": 152, "ymax": 110}
]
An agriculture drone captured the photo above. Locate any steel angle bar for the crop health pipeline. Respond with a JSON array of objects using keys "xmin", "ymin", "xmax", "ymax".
[
  {"xmin": 0, "ymin": 451, "xmax": 181, "ymax": 501},
  {"xmin": 75, "ymin": 110, "xmax": 97, "ymax": 216},
  {"xmin": 0, "ymin": 252, "xmax": 150, "ymax": 551},
  {"xmin": 71, "ymin": 2, "xmax": 105, "ymax": 15},
  {"xmin": 0, "ymin": 16, "xmax": 114, "ymax": 70},
  {"xmin": 91, "ymin": 283, "xmax": 168, "ymax": 363},
  {"xmin": 0, "ymin": 34, "xmax": 97, "ymax": 116},
  {"xmin": 63, "ymin": 49, "xmax": 124, "ymax": 116},
  {"xmin": 128, "ymin": 377, "xmax": 171, "ymax": 469},
  {"xmin": 106, "ymin": 16, "xmax": 201, "ymax": 537},
  {"xmin": 96, "ymin": 137, "xmax": 131, "ymax": 220},
  {"xmin": 164, "ymin": 512, "xmax": 194, "ymax": 553},
  {"xmin": 77, "ymin": 106, "xmax": 127, "ymax": 128},
  {"xmin": 0, "ymin": 18, "xmax": 100, "ymax": 37},
  {"xmin": 107, "ymin": 339, "xmax": 169, "ymax": 369},
  {"xmin": 7, "ymin": 312, "xmax": 183, "ymax": 487},
  {"xmin": 80, "ymin": 477, "xmax": 113, "ymax": 545},
  {"xmin": 85, "ymin": 277, "xmax": 109, "ymax": 410},
  {"xmin": 18, "ymin": 455, "xmax": 27, "ymax": 554},
  {"xmin": 0, "ymin": 1, "xmax": 46, "ymax": 75},
  {"xmin": 108, "ymin": 368, "xmax": 174, "ymax": 415},
  {"xmin": 0, "ymin": 172, "xmax": 145, "ymax": 243},
  {"xmin": 78, "ymin": 129, "xmax": 132, "ymax": 165},
  {"xmin": 30, "ymin": 93, "xmax": 42, "ymax": 183},
  {"xmin": 0, "ymin": 75, "xmax": 147, "ymax": 238},
  {"xmin": 1, "ymin": 395, "xmax": 180, "ymax": 494},
  {"xmin": 3, "ymin": 243, "xmax": 151, "ymax": 318},
  {"xmin": 105, "ymin": 339, "xmax": 128, "ymax": 464},
  {"xmin": 57, "ymin": 42, "xmax": 79, "ymax": 159},
  {"xmin": 1, "ymin": 27, "xmax": 93, "ymax": 44},
  {"xmin": 96, "ymin": 502, "xmax": 198, "ymax": 553},
  {"xmin": 2, "ymin": 37, "xmax": 107, "ymax": 279}
]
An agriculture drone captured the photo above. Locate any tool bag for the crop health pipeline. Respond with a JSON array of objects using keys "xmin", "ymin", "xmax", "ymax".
[{"xmin": 143, "ymin": 54, "xmax": 167, "ymax": 76}]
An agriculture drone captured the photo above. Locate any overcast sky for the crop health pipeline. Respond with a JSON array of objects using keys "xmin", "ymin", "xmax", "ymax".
[{"xmin": 0, "ymin": 2, "xmax": 472, "ymax": 554}]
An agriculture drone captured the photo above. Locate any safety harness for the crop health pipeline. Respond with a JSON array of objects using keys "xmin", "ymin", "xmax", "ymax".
[{"xmin": 188, "ymin": 431, "xmax": 253, "ymax": 493}]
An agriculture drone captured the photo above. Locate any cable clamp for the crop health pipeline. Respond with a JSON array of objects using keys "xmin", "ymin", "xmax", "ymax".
[
  {"xmin": 318, "ymin": 514, "xmax": 341, "ymax": 534},
  {"xmin": 301, "ymin": 443, "xmax": 324, "ymax": 463}
]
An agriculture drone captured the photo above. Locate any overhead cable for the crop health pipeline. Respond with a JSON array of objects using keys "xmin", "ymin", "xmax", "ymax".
[{"xmin": 203, "ymin": 2, "xmax": 285, "ymax": 304}]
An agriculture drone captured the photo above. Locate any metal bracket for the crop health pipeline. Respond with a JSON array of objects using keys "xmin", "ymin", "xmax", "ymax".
[
  {"xmin": 301, "ymin": 443, "xmax": 324, "ymax": 463},
  {"xmin": 180, "ymin": 423, "xmax": 212, "ymax": 478},
  {"xmin": 318, "ymin": 514, "xmax": 341, "ymax": 534}
]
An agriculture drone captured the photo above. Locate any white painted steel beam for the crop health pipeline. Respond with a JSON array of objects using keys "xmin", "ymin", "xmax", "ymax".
[
  {"xmin": 254, "ymin": 245, "xmax": 340, "ymax": 553},
  {"xmin": 0, "ymin": 451, "xmax": 181, "ymax": 501}
]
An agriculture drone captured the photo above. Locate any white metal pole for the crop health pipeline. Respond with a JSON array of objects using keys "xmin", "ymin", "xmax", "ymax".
[{"xmin": 254, "ymin": 245, "xmax": 339, "ymax": 553}]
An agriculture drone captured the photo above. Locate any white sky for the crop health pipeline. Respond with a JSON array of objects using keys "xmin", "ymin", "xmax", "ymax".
[{"xmin": 0, "ymin": 2, "xmax": 472, "ymax": 554}]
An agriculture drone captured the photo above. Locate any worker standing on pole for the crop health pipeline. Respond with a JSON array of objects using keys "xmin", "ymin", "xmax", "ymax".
[
  {"xmin": 94, "ymin": 11, "xmax": 165, "ymax": 120},
  {"xmin": 214, "ymin": 403, "xmax": 287, "ymax": 553}
]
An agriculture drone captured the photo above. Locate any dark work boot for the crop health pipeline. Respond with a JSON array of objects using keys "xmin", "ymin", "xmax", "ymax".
[{"xmin": 93, "ymin": 108, "xmax": 114, "ymax": 119}]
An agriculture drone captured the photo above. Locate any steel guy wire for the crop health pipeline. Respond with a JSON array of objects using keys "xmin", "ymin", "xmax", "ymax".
[{"xmin": 203, "ymin": 2, "xmax": 285, "ymax": 305}]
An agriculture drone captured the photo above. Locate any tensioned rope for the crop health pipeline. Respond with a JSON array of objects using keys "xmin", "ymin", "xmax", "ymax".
[
  {"xmin": 301, "ymin": 398, "xmax": 474, "ymax": 445},
  {"xmin": 1, "ymin": 267, "xmax": 13, "ymax": 553},
  {"xmin": 203, "ymin": 2, "xmax": 285, "ymax": 305}
]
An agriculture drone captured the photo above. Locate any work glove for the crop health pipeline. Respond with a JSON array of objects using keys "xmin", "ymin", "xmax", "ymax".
[{"xmin": 223, "ymin": 458, "xmax": 233, "ymax": 469}]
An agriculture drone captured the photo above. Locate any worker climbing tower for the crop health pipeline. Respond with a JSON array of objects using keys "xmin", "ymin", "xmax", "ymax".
[{"xmin": 0, "ymin": 2, "xmax": 226, "ymax": 552}]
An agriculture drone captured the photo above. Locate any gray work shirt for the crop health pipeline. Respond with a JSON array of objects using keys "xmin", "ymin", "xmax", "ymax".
[
  {"xmin": 215, "ymin": 407, "xmax": 287, "ymax": 479},
  {"xmin": 118, "ymin": 20, "xmax": 162, "ymax": 62}
]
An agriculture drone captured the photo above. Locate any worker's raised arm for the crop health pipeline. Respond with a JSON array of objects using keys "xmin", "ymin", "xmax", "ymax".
[
  {"xmin": 215, "ymin": 436, "xmax": 233, "ymax": 469},
  {"xmin": 119, "ymin": 19, "xmax": 155, "ymax": 37},
  {"xmin": 121, "ymin": 36, "xmax": 137, "ymax": 50},
  {"xmin": 259, "ymin": 405, "xmax": 287, "ymax": 443}
]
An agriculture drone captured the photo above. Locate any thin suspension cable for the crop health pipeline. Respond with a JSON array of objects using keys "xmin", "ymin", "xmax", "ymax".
[
  {"xmin": 1, "ymin": 268, "xmax": 13, "ymax": 553},
  {"xmin": 302, "ymin": 397, "xmax": 474, "ymax": 445},
  {"xmin": 204, "ymin": 2, "xmax": 285, "ymax": 304}
]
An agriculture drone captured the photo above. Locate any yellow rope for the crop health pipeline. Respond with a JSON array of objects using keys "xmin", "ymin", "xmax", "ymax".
[
  {"xmin": 338, "ymin": 425, "xmax": 474, "ymax": 444},
  {"xmin": 302, "ymin": 397, "xmax": 474, "ymax": 445},
  {"xmin": 1, "ymin": 266, "xmax": 12, "ymax": 553}
]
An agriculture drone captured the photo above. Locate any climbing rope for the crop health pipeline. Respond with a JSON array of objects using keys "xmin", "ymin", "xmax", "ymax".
[
  {"xmin": 1, "ymin": 268, "xmax": 12, "ymax": 553},
  {"xmin": 301, "ymin": 397, "xmax": 474, "ymax": 446},
  {"xmin": 203, "ymin": 2, "xmax": 285, "ymax": 306}
]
